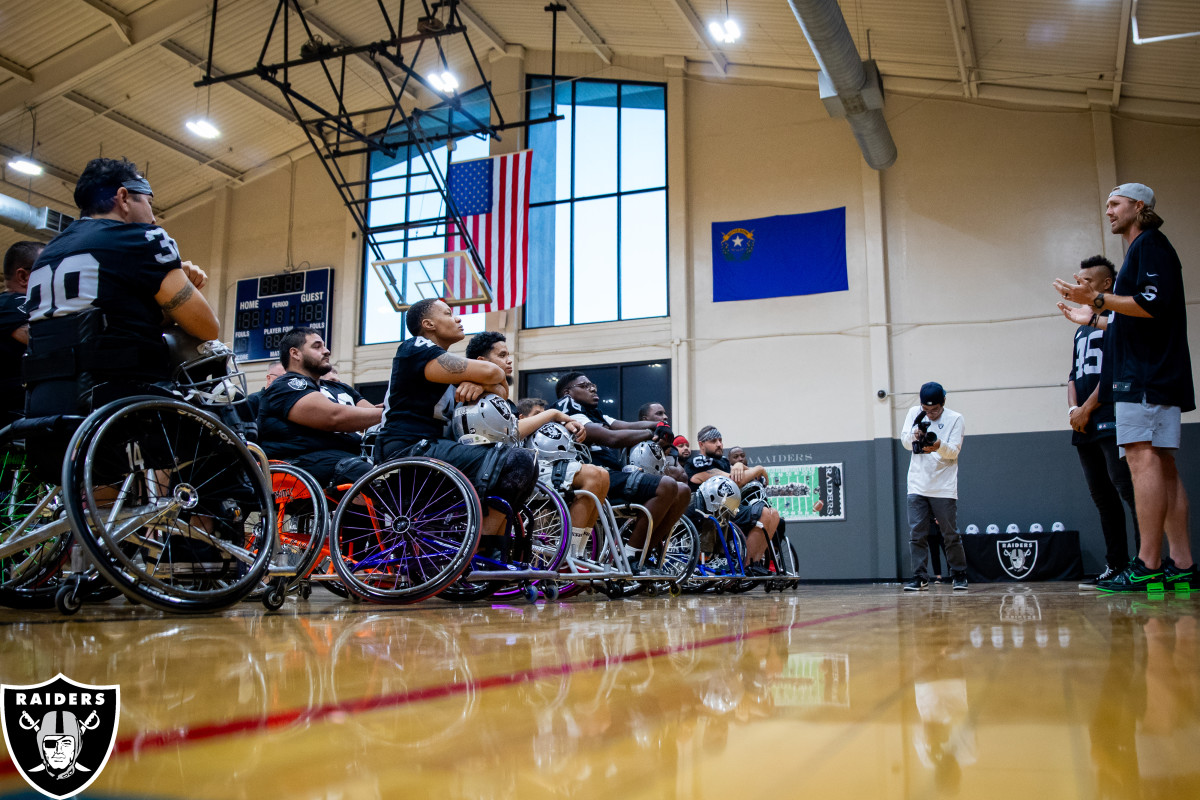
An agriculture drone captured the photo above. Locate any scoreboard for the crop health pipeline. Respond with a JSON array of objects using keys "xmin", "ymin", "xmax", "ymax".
[{"xmin": 232, "ymin": 268, "xmax": 333, "ymax": 362}]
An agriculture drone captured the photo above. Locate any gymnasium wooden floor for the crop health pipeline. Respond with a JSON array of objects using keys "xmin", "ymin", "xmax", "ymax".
[{"xmin": 0, "ymin": 583, "xmax": 1196, "ymax": 799}]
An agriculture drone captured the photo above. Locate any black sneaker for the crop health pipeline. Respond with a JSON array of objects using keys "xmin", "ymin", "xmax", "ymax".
[
  {"xmin": 1079, "ymin": 565, "xmax": 1117, "ymax": 590},
  {"xmin": 1163, "ymin": 561, "xmax": 1197, "ymax": 593},
  {"xmin": 746, "ymin": 561, "xmax": 771, "ymax": 577},
  {"xmin": 1096, "ymin": 558, "xmax": 1166, "ymax": 594},
  {"xmin": 903, "ymin": 579, "xmax": 928, "ymax": 592},
  {"xmin": 952, "ymin": 576, "xmax": 968, "ymax": 591}
]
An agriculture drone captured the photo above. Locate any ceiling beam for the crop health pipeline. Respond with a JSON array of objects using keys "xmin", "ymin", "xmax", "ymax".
[
  {"xmin": 0, "ymin": 0, "xmax": 217, "ymax": 129},
  {"xmin": 1112, "ymin": 0, "xmax": 1133, "ymax": 107},
  {"xmin": 457, "ymin": 1, "xmax": 508, "ymax": 53},
  {"xmin": 0, "ymin": 142, "xmax": 79, "ymax": 185},
  {"xmin": 0, "ymin": 53, "xmax": 32, "ymax": 84},
  {"xmin": 295, "ymin": 9, "xmax": 419, "ymax": 104},
  {"xmin": 945, "ymin": 0, "xmax": 979, "ymax": 98},
  {"xmin": 560, "ymin": 1, "xmax": 613, "ymax": 65},
  {"xmin": 159, "ymin": 40, "xmax": 296, "ymax": 123},
  {"xmin": 75, "ymin": 0, "xmax": 134, "ymax": 46},
  {"xmin": 61, "ymin": 91, "xmax": 242, "ymax": 180},
  {"xmin": 666, "ymin": 0, "xmax": 728, "ymax": 76}
]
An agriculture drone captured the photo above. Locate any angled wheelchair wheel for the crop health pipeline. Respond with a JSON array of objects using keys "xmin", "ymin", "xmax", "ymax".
[
  {"xmin": 63, "ymin": 397, "xmax": 275, "ymax": 613},
  {"xmin": 660, "ymin": 515, "xmax": 700, "ymax": 587},
  {"xmin": 329, "ymin": 458, "xmax": 481, "ymax": 604},
  {"xmin": 489, "ymin": 481, "xmax": 571, "ymax": 601},
  {"xmin": 0, "ymin": 443, "xmax": 71, "ymax": 605},
  {"xmin": 257, "ymin": 464, "xmax": 330, "ymax": 596},
  {"xmin": 726, "ymin": 527, "xmax": 757, "ymax": 594}
]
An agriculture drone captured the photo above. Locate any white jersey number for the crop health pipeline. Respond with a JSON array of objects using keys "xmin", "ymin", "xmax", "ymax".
[
  {"xmin": 25, "ymin": 253, "xmax": 101, "ymax": 320},
  {"xmin": 145, "ymin": 227, "xmax": 181, "ymax": 265},
  {"xmin": 1074, "ymin": 329, "xmax": 1104, "ymax": 377}
]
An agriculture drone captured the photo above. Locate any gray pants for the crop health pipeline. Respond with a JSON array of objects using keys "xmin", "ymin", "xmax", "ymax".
[{"xmin": 907, "ymin": 494, "xmax": 967, "ymax": 580}]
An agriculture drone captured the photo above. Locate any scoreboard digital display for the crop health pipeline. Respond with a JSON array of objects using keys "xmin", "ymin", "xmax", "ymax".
[{"xmin": 232, "ymin": 268, "xmax": 333, "ymax": 362}]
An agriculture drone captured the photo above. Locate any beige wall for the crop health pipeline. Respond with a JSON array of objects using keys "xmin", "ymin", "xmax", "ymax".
[{"xmin": 162, "ymin": 50, "xmax": 1200, "ymax": 446}]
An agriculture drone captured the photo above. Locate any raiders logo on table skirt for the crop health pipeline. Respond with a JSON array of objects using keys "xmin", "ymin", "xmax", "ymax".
[
  {"xmin": 997, "ymin": 537, "xmax": 1039, "ymax": 580},
  {"xmin": 2, "ymin": 674, "xmax": 119, "ymax": 799}
]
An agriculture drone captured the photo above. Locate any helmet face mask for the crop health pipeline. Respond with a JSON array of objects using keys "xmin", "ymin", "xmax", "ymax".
[
  {"xmin": 698, "ymin": 476, "xmax": 741, "ymax": 520},
  {"xmin": 452, "ymin": 394, "xmax": 518, "ymax": 445},
  {"xmin": 166, "ymin": 334, "xmax": 248, "ymax": 406}
]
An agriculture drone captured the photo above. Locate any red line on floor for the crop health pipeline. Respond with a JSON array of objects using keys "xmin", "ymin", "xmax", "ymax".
[{"xmin": 2, "ymin": 604, "xmax": 887, "ymax": 772}]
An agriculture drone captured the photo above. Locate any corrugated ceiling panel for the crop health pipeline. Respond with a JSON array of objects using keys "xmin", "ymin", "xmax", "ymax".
[
  {"xmin": 1121, "ymin": 0, "xmax": 1200, "ymax": 102},
  {"xmin": 0, "ymin": 1, "xmax": 108, "ymax": 69}
]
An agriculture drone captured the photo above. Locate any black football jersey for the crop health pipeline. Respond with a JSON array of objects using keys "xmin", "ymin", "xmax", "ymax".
[
  {"xmin": 320, "ymin": 378, "xmax": 365, "ymax": 407},
  {"xmin": 258, "ymin": 372, "xmax": 361, "ymax": 460},
  {"xmin": 685, "ymin": 453, "xmax": 731, "ymax": 491},
  {"xmin": 555, "ymin": 396, "xmax": 623, "ymax": 471},
  {"xmin": 379, "ymin": 336, "xmax": 456, "ymax": 446},
  {"xmin": 1069, "ymin": 316, "xmax": 1115, "ymax": 444},
  {"xmin": 25, "ymin": 218, "xmax": 180, "ymax": 343},
  {"xmin": 0, "ymin": 291, "xmax": 27, "ymax": 416}
]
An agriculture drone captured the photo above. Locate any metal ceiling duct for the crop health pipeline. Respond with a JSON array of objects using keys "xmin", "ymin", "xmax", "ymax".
[
  {"xmin": 787, "ymin": 0, "xmax": 897, "ymax": 170},
  {"xmin": 0, "ymin": 193, "xmax": 74, "ymax": 240}
]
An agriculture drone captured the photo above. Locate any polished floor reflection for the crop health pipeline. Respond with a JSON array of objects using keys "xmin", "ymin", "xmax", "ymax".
[{"xmin": 0, "ymin": 584, "xmax": 1196, "ymax": 799}]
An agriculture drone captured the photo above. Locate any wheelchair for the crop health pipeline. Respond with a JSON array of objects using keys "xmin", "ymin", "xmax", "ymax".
[{"xmin": 0, "ymin": 333, "xmax": 278, "ymax": 614}]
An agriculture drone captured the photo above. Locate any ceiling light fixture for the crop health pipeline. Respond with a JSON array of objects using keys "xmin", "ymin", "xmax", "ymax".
[
  {"xmin": 185, "ymin": 118, "xmax": 221, "ymax": 138},
  {"xmin": 8, "ymin": 158, "xmax": 43, "ymax": 176},
  {"xmin": 708, "ymin": 1, "xmax": 740, "ymax": 44},
  {"xmin": 429, "ymin": 70, "xmax": 459, "ymax": 94}
]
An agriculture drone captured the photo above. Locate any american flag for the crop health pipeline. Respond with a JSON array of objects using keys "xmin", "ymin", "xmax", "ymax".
[{"xmin": 445, "ymin": 150, "xmax": 532, "ymax": 314}]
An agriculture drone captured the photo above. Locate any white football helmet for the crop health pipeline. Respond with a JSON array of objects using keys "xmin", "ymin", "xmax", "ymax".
[
  {"xmin": 1006, "ymin": 524, "xmax": 1020, "ymax": 534},
  {"xmin": 698, "ymin": 476, "xmax": 741, "ymax": 520},
  {"xmin": 986, "ymin": 524, "xmax": 1000, "ymax": 534},
  {"xmin": 625, "ymin": 441, "xmax": 665, "ymax": 475},
  {"xmin": 530, "ymin": 422, "xmax": 584, "ymax": 463},
  {"xmin": 451, "ymin": 394, "xmax": 518, "ymax": 445},
  {"xmin": 965, "ymin": 523, "xmax": 980, "ymax": 534},
  {"xmin": 1029, "ymin": 523, "xmax": 1043, "ymax": 533},
  {"xmin": 165, "ymin": 331, "xmax": 247, "ymax": 406},
  {"xmin": 1051, "ymin": 521, "xmax": 1065, "ymax": 532}
]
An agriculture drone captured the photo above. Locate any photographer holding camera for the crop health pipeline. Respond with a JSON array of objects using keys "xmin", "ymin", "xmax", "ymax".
[{"xmin": 901, "ymin": 382, "xmax": 968, "ymax": 592}]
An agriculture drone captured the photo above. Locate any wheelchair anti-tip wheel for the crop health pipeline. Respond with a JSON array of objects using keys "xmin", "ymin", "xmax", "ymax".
[
  {"xmin": 63, "ymin": 397, "xmax": 275, "ymax": 613},
  {"xmin": 329, "ymin": 458, "xmax": 481, "ymax": 604}
]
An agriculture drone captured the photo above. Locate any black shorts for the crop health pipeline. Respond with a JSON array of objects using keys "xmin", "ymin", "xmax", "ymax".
[
  {"xmin": 377, "ymin": 437, "xmax": 510, "ymax": 499},
  {"xmin": 290, "ymin": 450, "xmax": 373, "ymax": 489},
  {"xmin": 607, "ymin": 469, "xmax": 661, "ymax": 505},
  {"xmin": 732, "ymin": 499, "xmax": 767, "ymax": 532}
]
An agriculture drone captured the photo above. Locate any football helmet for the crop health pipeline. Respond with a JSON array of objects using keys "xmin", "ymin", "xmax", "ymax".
[
  {"xmin": 530, "ymin": 422, "xmax": 585, "ymax": 463},
  {"xmin": 625, "ymin": 440, "xmax": 665, "ymax": 475},
  {"xmin": 739, "ymin": 478, "xmax": 766, "ymax": 506},
  {"xmin": 451, "ymin": 394, "xmax": 518, "ymax": 445},
  {"xmin": 165, "ymin": 330, "xmax": 247, "ymax": 405},
  {"xmin": 697, "ymin": 475, "xmax": 741, "ymax": 520}
]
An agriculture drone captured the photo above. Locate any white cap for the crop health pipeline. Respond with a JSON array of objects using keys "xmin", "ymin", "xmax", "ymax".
[
  {"xmin": 965, "ymin": 523, "xmax": 980, "ymax": 534},
  {"xmin": 1109, "ymin": 183, "xmax": 1155, "ymax": 209},
  {"xmin": 1051, "ymin": 521, "xmax": 1065, "ymax": 532},
  {"xmin": 1006, "ymin": 524, "xmax": 1020, "ymax": 534},
  {"xmin": 1029, "ymin": 523, "xmax": 1043, "ymax": 532},
  {"xmin": 986, "ymin": 524, "xmax": 1000, "ymax": 534}
]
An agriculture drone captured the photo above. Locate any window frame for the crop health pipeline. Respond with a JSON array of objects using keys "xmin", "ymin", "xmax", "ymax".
[{"xmin": 522, "ymin": 75, "xmax": 670, "ymax": 330}]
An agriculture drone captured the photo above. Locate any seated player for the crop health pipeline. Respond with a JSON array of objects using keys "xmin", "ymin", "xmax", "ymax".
[
  {"xmin": 685, "ymin": 426, "xmax": 780, "ymax": 575},
  {"xmin": 320, "ymin": 363, "xmax": 376, "ymax": 411},
  {"xmin": 674, "ymin": 436, "xmax": 692, "ymax": 461},
  {"xmin": 23, "ymin": 157, "xmax": 218, "ymax": 417},
  {"xmin": 638, "ymin": 400, "xmax": 688, "ymax": 482},
  {"xmin": 555, "ymin": 372, "xmax": 690, "ymax": 568},
  {"xmin": 0, "ymin": 241, "xmax": 41, "ymax": 425},
  {"xmin": 375, "ymin": 299, "xmax": 538, "ymax": 535},
  {"xmin": 257, "ymin": 328, "xmax": 379, "ymax": 487},
  {"xmin": 516, "ymin": 397, "xmax": 546, "ymax": 419},
  {"xmin": 466, "ymin": 331, "xmax": 612, "ymax": 541}
]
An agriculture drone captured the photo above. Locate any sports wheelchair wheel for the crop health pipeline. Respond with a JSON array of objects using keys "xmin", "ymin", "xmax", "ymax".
[
  {"xmin": 329, "ymin": 458, "xmax": 481, "ymax": 604},
  {"xmin": 489, "ymin": 481, "xmax": 571, "ymax": 601},
  {"xmin": 0, "ymin": 443, "xmax": 71, "ymax": 607},
  {"xmin": 63, "ymin": 397, "xmax": 275, "ymax": 613},
  {"xmin": 659, "ymin": 515, "xmax": 700, "ymax": 587},
  {"xmin": 248, "ymin": 464, "xmax": 329, "ymax": 604}
]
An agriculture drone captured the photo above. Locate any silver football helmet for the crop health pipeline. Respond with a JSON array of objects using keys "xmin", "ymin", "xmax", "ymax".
[
  {"xmin": 530, "ymin": 422, "xmax": 584, "ymax": 463},
  {"xmin": 451, "ymin": 394, "xmax": 518, "ymax": 445},
  {"xmin": 625, "ymin": 440, "xmax": 665, "ymax": 475},
  {"xmin": 739, "ymin": 478, "xmax": 766, "ymax": 506},
  {"xmin": 164, "ymin": 330, "xmax": 247, "ymax": 406},
  {"xmin": 698, "ymin": 475, "xmax": 741, "ymax": 520}
]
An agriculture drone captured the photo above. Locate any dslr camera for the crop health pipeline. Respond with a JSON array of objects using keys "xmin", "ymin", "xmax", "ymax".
[{"xmin": 911, "ymin": 411, "xmax": 938, "ymax": 454}]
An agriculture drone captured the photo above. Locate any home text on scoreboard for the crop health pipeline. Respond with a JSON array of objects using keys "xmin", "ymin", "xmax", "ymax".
[{"xmin": 233, "ymin": 268, "xmax": 333, "ymax": 362}]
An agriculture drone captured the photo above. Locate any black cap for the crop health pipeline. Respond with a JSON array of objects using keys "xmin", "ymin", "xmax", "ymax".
[{"xmin": 919, "ymin": 382, "xmax": 945, "ymax": 405}]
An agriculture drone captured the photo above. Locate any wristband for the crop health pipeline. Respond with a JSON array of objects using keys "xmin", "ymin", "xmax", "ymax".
[{"xmin": 1068, "ymin": 405, "xmax": 1079, "ymax": 416}]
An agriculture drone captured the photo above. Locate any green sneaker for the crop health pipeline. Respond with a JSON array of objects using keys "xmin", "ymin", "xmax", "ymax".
[
  {"xmin": 1096, "ymin": 558, "xmax": 1166, "ymax": 593},
  {"xmin": 1163, "ymin": 561, "xmax": 1197, "ymax": 593}
]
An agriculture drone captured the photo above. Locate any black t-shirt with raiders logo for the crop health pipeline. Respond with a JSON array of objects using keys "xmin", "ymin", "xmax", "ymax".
[
  {"xmin": 320, "ymin": 378, "xmax": 365, "ymax": 408},
  {"xmin": 684, "ymin": 453, "xmax": 731, "ymax": 491},
  {"xmin": 258, "ymin": 371, "xmax": 362, "ymax": 460},
  {"xmin": 555, "ymin": 395, "xmax": 622, "ymax": 470},
  {"xmin": 379, "ymin": 336, "xmax": 457, "ymax": 448}
]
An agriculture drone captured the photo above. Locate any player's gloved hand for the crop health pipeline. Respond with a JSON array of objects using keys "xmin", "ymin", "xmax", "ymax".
[{"xmin": 654, "ymin": 422, "xmax": 673, "ymax": 442}]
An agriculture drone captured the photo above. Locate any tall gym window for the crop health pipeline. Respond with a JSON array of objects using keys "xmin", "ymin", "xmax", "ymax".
[
  {"xmin": 524, "ymin": 77, "xmax": 668, "ymax": 329},
  {"xmin": 360, "ymin": 88, "xmax": 490, "ymax": 346}
]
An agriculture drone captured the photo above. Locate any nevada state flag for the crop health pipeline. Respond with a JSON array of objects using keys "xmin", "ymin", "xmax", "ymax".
[{"xmin": 711, "ymin": 207, "xmax": 847, "ymax": 302}]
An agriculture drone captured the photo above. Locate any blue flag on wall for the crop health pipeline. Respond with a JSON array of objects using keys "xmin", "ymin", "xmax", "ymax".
[{"xmin": 711, "ymin": 207, "xmax": 847, "ymax": 302}]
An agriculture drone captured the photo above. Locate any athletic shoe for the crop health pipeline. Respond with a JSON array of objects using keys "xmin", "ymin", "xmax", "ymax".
[
  {"xmin": 1163, "ymin": 561, "xmax": 1197, "ymax": 593},
  {"xmin": 1079, "ymin": 565, "xmax": 1117, "ymax": 590},
  {"xmin": 746, "ymin": 561, "xmax": 771, "ymax": 577},
  {"xmin": 1096, "ymin": 558, "xmax": 1166, "ymax": 594},
  {"xmin": 903, "ymin": 579, "xmax": 928, "ymax": 592},
  {"xmin": 952, "ymin": 576, "xmax": 968, "ymax": 591},
  {"xmin": 706, "ymin": 556, "xmax": 728, "ymax": 574}
]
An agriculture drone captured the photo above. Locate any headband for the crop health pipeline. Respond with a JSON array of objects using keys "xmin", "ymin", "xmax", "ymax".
[{"xmin": 697, "ymin": 427, "xmax": 722, "ymax": 443}]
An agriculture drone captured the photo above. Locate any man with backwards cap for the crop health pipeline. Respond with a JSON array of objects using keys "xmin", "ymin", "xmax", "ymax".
[
  {"xmin": 1055, "ymin": 183, "xmax": 1195, "ymax": 593},
  {"xmin": 901, "ymin": 382, "xmax": 968, "ymax": 592},
  {"xmin": 22, "ymin": 157, "xmax": 218, "ymax": 416}
]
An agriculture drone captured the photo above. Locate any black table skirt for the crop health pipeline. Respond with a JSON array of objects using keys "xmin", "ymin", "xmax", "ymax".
[{"xmin": 961, "ymin": 531, "xmax": 1083, "ymax": 582}]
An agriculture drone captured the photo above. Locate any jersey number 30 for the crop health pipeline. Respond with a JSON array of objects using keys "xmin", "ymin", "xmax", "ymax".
[{"xmin": 25, "ymin": 253, "xmax": 100, "ymax": 320}]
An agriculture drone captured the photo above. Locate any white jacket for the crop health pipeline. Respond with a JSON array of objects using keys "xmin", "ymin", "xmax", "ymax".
[{"xmin": 901, "ymin": 406, "xmax": 964, "ymax": 499}]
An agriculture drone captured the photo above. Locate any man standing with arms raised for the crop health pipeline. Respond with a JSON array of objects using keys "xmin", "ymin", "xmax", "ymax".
[{"xmin": 1055, "ymin": 183, "xmax": 1195, "ymax": 592}]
